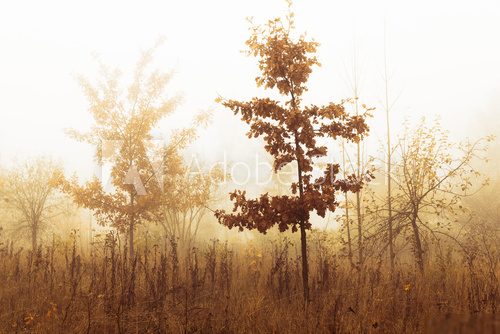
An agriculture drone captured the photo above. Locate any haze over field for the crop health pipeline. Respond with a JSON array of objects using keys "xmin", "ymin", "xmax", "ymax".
[{"xmin": 0, "ymin": 1, "xmax": 499, "ymax": 333}]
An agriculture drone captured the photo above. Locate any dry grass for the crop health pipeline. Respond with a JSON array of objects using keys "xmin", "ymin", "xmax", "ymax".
[{"xmin": 0, "ymin": 231, "xmax": 498, "ymax": 334}]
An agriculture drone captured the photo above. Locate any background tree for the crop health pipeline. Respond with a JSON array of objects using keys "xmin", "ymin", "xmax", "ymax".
[
  {"xmin": 382, "ymin": 25, "xmax": 396, "ymax": 276},
  {"xmin": 342, "ymin": 45, "xmax": 373, "ymax": 271},
  {"xmin": 214, "ymin": 8, "xmax": 371, "ymax": 301},
  {"xmin": 392, "ymin": 119, "xmax": 489, "ymax": 273},
  {"xmin": 153, "ymin": 147, "xmax": 223, "ymax": 254},
  {"xmin": 57, "ymin": 47, "xmax": 181, "ymax": 261},
  {"xmin": 350, "ymin": 55, "xmax": 366, "ymax": 271},
  {"xmin": 340, "ymin": 139, "xmax": 355, "ymax": 267},
  {"xmin": 1, "ymin": 158, "xmax": 65, "ymax": 251}
]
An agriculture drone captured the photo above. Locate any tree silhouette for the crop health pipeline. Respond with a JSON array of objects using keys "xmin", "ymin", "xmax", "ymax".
[
  {"xmin": 214, "ymin": 8, "xmax": 372, "ymax": 301},
  {"xmin": 1, "ymin": 158, "xmax": 65, "ymax": 251}
]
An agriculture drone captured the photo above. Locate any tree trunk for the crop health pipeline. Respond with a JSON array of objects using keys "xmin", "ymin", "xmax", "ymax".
[
  {"xmin": 129, "ymin": 222, "xmax": 134, "ymax": 261},
  {"xmin": 295, "ymin": 132, "xmax": 309, "ymax": 302},
  {"xmin": 387, "ymin": 181, "xmax": 395, "ymax": 274},
  {"xmin": 384, "ymin": 26, "xmax": 395, "ymax": 277},
  {"xmin": 345, "ymin": 197, "xmax": 353, "ymax": 265},
  {"xmin": 410, "ymin": 212, "xmax": 424, "ymax": 273},
  {"xmin": 31, "ymin": 224, "xmax": 38, "ymax": 252},
  {"xmin": 386, "ymin": 116, "xmax": 395, "ymax": 275},
  {"xmin": 356, "ymin": 191, "xmax": 363, "ymax": 268},
  {"xmin": 355, "ymin": 126, "xmax": 363, "ymax": 269},
  {"xmin": 299, "ymin": 220, "xmax": 309, "ymax": 302},
  {"xmin": 342, "ymin": 140, "xmax": 354, "ymax": 267},
  {"xmin": 129, "ymin": 193, "xmax": 135, "ymax": 262}
]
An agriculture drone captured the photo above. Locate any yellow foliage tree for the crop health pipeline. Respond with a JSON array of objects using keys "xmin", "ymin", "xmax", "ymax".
[{"xmin": 57, "ymin": 47, "xmax": 184, "ymax": 261}]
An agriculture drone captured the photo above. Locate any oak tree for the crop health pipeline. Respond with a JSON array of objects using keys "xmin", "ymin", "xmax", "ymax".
[{"xmin": 214, "ymin": 9, "xmax": 371, "ymax": 300}]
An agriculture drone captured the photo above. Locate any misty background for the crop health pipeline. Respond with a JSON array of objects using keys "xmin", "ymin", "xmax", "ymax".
[{"xmin": 1, "ymin": 0, "xmax": 499, "ymax": 180}]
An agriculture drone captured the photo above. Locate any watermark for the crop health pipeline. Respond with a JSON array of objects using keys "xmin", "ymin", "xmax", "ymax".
[
  {"xmin": 93, "ymin": 140, "xmax": 374, "ymax": 195},
  {"xmin": 95, "ymin": 139, "xmax": 164, "ymax": 195}
]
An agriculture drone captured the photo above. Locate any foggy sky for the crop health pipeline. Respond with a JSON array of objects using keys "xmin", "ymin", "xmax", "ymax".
[{"xmin": 1, "ymin": 0, "xmax": 499, "ymax": 180}]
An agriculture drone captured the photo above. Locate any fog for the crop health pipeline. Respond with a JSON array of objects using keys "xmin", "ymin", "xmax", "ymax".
[
  {"xmin": 1, "ymin": 0, "xmax": 499, "ymax": 175},
  {"xmin": 1, "ymin": 2, "xmax": 500, "ymax": 332}
]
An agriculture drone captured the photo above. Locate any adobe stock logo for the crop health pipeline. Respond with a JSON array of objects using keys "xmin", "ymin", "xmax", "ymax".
[
  {"xmin": 92, "ymin": 140, "xmax": 375, "ymax": 196},
  {"xmin": 94, "ymin": 139, "xmax": 164, "ymax": 196}
]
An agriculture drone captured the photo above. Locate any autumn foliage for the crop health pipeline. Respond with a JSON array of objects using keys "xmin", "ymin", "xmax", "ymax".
[{"xmin": 214, "ymin": 10, "xmax": 373, "ymax": 300}]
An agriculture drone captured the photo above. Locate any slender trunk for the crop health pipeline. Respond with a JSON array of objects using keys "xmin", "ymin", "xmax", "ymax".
[
  {"xmin": 290, "ymin": 88, "xmax": 309, "ymax": 302},
  {"xmin": 129, "ymin": 222, "xmax": 134, "ymax": 261},
  {"xmin": 31, "ymin": 224, "xmax": 38, "ymax": 252},
  {"xmin": 355, "ymin": 155, "xmax": 363, "ymax": 268},
  {"xmin": 299, "ymin": 218, "xmax": 309, "ymax": 301},
  {"xmin": 342, "ymin": 140, "xmax": 353, "ymax": 267},
  {"xmin": 384, "ymin": 27, "xmax": 395, "ymax": 276},
  {"xmin": 345, "ymin": 200, "xmax": 353, "ymax": 264},
  {"xmin": 387, "ymin": 149, "xmax": 395, "ymax": 275},
  {"xmin": 129, "ymin": 193, "xmax": 135, "ymax": 262},
  {"xmin": 350, "ymin": 50, "xmax": 364, "ymax": 269},
  {"xmin": 410, "ymin": 211, "xmax": 424, "ymax": 273},
  {"xmin": 295, "ymin": 133, "xmax": 309, "ymax": 302},
  {"xmin": 354, "ymin": 96, "xmax": 363, "ymax": 269}
]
